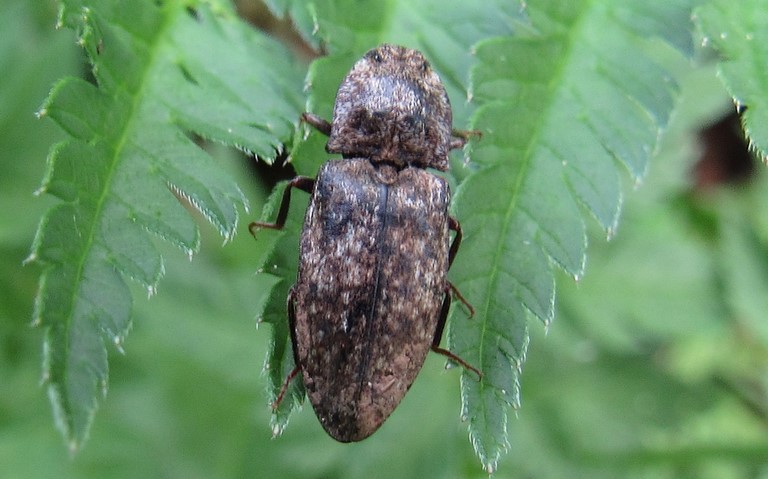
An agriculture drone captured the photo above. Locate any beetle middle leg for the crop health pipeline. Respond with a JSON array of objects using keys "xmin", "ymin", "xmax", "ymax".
[
  {"xmin": 431, "ymin": 287, "xmax": 482, "ymax": 380},
  {"xmin": 250, "ymin": 112, "xmax": 328, "ymax": 236},
  {"xmin": 447, "ymin": 216, "xmax": 474, "ymax": 317},
  {"xmin": 448, "ymin": 216, "xmax": 463, "ymax": 268},
  {"xmin": 249, "ymin": 176, "xmax": 315, "ymax": 234},
  {"xmin": 432, "ymin": 215, "xmax": 481, "ymax": 378}
]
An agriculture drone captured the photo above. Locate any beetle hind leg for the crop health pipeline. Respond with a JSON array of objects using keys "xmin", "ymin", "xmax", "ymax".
[{"xmin": 272, "ymin": 287, "xmax": 302, "ymax": 409}]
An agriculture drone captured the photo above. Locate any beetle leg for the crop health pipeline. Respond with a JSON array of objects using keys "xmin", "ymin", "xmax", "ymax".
[
  {"xmin": 273, "ymin": 287, "xmax": 301, "ymax": 409},
  {"xmin": 448, "ymin": 282, "xmax": 475, "ymax": 318},
  {"xmin": 447, "ymin": 217, "xmax": 475, "ymax": 316},
  {"xmin": 448, "ymin": 216, "xmax": 463, "ymax": 268},
  {"xmin": 301, "ymin": 112, "xmax": 332, "ymax": 136},
  {"xmin": 430, "ymin": 287, "xmax": 482, "ymax": 380},
  {"xmin": 449, "ymin": 128, "xmax": 482, "ymax": 150},
  {"xmin": 249, "ymin": 176, "xmax": 315, "ymax": 235},
  {"xmin": 272, "ymin": 367, "xmax": 300, "ymax": 410}
]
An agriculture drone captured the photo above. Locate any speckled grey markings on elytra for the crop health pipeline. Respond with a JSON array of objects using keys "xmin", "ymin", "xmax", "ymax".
[{"xmin": 250, "ymin": 44, "xmax": 481, "ymax": 443}]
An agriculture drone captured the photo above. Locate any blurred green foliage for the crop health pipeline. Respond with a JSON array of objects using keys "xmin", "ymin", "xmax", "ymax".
[{"xmin": 2, "ymin": 1, "xmax": 768, "ymax": 478}]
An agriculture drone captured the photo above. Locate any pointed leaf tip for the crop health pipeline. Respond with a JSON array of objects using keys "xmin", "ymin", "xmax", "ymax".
[{"xmin": 452, "ymin": 0, "xmax": 692, "ymax": 469}]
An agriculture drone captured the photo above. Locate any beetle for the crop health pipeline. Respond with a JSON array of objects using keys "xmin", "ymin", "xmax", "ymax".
[{"xmin": 252, "ymin": 44, "xmax": 479, "ymax": 442}]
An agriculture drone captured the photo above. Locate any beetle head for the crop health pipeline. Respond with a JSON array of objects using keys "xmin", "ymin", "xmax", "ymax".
[{"xmin": 327, "ymin": 44, "xmax": 453, "ymax": 171}]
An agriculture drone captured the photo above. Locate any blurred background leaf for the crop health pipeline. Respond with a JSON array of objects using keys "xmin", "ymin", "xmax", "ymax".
[
  {"xmin": 2, "ymin": 0, "xmax": 768, "ymax": 478},
  {"xmin": 695, "ymin": 0, "xmax": 768, "ymax": 160}
]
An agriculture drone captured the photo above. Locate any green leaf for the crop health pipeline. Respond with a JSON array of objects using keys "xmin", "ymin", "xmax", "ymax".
[
  {"xmin": 717, "ymin": 199, "xmax": 768, "ymax": 344},
  {"xmin": 30, "ymin": 0, "xmax": 304, "ymax": 451},
  {"xmin": 448, "ymin": 0, "xmax": 700, "ymax": 471},
  {"xmin": 258, "ymin": 0, "xmax": 527, "ymax": 436},
  {"xmin": 255, "ymin": 180, "xmax": 309, "ymax": 433},
  {"xmin": 695, "ymin": 0, "xmax": 768, "ymax": 160}
]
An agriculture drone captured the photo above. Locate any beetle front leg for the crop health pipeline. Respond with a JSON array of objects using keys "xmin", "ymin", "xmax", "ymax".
[
  {"xmin": 249, "ymin": 176, "xmax": 315, "ymax": 235},
  {"xmin": 301, "ymin": 112, "xmax": 332, "ymax": 136},
  {"xmin": 449, "ymin": 128, "xmax": 482, "ymax": 150}
]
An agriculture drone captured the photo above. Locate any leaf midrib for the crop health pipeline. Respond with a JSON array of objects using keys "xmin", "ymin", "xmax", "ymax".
[
  {"xmin": 59, "ymin": 3, "xmax": 177, "ymax": 439},
  {"xmin": 471, "ymin": 0, "xmax": 592, "ymax": 452}
]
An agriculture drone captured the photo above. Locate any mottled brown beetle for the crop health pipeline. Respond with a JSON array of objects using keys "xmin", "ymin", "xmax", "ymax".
[{"xmin": 251, "ymin": 44, "xmax": 480, "ymax": 442}]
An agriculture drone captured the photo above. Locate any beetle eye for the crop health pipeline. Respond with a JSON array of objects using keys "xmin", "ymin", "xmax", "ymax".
[{"xmin": 368, "ymin": 50, "xmax": 383, "ymax": 63}]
